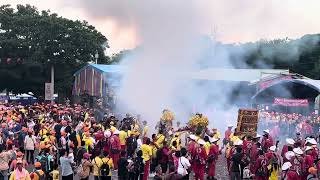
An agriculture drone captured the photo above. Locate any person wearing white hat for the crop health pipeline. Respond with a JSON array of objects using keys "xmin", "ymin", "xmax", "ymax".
[
  {"xmin": 269, "ymin": 145, "xmax": 276, "ymax": 152},
  {"xmin": 110, "ymin": 128, "xmax": 121, "ymax": 170},
  {"xmin": 292, "ymin": 148, "xmax": 304, "ymax": 179},
  {"xmin": 304, "ymin": 146, "xmax": 315, "ymax": 173},
  {"xmin": 261, "ymin": 130, "xmax": 274, "ymax": 152},
  {"xmin": 281, "ymin": 161, "xmax": 299, "ymax": 179},
  {"xmin": 284, "ymin": 151, "xmax": 295, "ymax": 162},
  {"xmin": 281, "ymin": 138, "xmax": 295, "ymax": 161},
  {"xmin": 208, "ymin": 136, "xmax": 219, "ymax": 179},
  {"xmin": 192, "ymin": 138, "xmax": 207, "ymax": 180}
]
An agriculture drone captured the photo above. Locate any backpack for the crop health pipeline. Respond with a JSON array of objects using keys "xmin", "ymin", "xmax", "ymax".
[
  {"xmin": 100, "ymin": 159, "xmax": 110, "ymax": 177},
  {"xmin": 134, "ymin": 158, "xmax": 144, "ymax": 174},
  {"xmin": 34, "ymin": 170, "xmax": 45, "ymax": 180},
  {"xmin": 243, "ymin": 167, "xmax": 252, "ymax": 179},
  {"xmin": 39, "ymin": 156, "xmax": 49, "ymax": 172}
]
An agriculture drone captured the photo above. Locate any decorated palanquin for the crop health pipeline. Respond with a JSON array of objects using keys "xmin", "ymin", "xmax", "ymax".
[
  {"xmin": 235, "ymin": 109, "xmax": 259, "ymax": 137},
  {"xmin": 159, "ymin": 109, "xmax": 175, "ymax": 136}
]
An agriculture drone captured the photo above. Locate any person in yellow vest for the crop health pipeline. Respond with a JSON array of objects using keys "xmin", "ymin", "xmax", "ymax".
[
  {"xmin": 212, "ymin": 128, "xmax": 221, "ymax": 145},
  {"xmin": 109, "ymin": 121, "xmax": 116, "ymax": 133},
  {"xmin": 92, "ymin": 152, "xmax": 104, "ymax": 180},
  {"xmin": 155, "ymin": 130, "xmax": 165, "ymax": 149},
  {"xmin": 49, "ymin": 164, "xmax": 59, "ymax": 180},
  {"xmin": 170, "ymin": 133, "xmax": 181, "ymax": 150},
  {"xmin": 142, "ymin": 121, "xmax": 149, "ymax": 144},
  {"xmin": 102, "ymin": 152, "xmax": 114, "ymax": 178},
  {"xmin": 119, "ymin": 128, "xmax": 128, "ymax": 151},
  {"xmin": 141, "ymin": 138, "xmax": 152, "ymax": 180},
  {"xmin": 82, "ymin": 132, "xmax": 95, "ymax": 152},
  {"xmin": 9, "ymin": 159, "xmax": 31, "ymax": 180},
  {"xmin": 30, "ymin": 162, "xmax": 45, "ymax": 180}
]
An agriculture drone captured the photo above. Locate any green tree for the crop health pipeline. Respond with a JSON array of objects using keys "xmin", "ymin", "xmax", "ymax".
[{"xmin": 0, "ymin": 4, "xmax": 109, "ymax": 99}]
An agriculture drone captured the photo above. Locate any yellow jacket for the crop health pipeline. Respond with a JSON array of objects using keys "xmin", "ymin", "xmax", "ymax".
[
  {"xmin": 155, "ymin": 134, "xmax": 165, "ymax": 148},
  {"xmin": 10, "ymin": 169, "xmax": 31, "ymax": 180}
]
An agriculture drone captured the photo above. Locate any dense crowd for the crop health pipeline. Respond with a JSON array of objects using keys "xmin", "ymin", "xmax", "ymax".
[
  {"xmin": 258, "ymin": 111, "xmax": 320, "ymax": 139},
  {"xmin": 0, "ymin": 103, "xmax": 319, "ymax": 180}
]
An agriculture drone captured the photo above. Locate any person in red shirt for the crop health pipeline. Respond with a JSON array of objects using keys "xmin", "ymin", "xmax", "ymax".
[
  {"xmin": 207, "ymin": 138, "xmax": 219, "ymax": 179},
  {"xmin": 110, "ymin": 129, "xmax": 121, "ymax": 170},
  {"xmin": 281, "ymin": 138, "xmax": 295, "ymax": 160},
  {"xmin": 265, "ymin": 145, "xmax": 280, "ymax": 165},
  {"xmin": 223, "ymin": 125, "xmax": 233, "ymax": 147},
  {"xmin": 253, "ymin": 149, "xmax": 268, "ymax": 180},
  {"xmin": 282, "ymin": 162, "xmax": 299, "ymax": 180},
  {"xmin": 192, "ymin": 139, "xmax": 207, "ymax": 180},
  {"xmin": 292, "ymin": 147, "xmax": 305, "ymax": 179},
  {"xmin": 249, "ymin": 134, "xmax": 261, "ymax": 173},
  {"xmin": 187, "ymin": 134, "xmax": 197, "ymax": 170},
  {"xmin": 306, "ymin": 138, "xmax": 319, "ymax": 161},
  {"xmin": 304, "ymin": 146, "xmax": 314, "ymax": 179},
  {"xmin": 261, "ymin": 129, "xmax": 274, "ymax": 152}
]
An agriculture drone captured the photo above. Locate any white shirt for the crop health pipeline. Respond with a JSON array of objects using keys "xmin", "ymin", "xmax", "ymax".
[
  {"xmin": 177, "ymin": 156, "xmax": 191, "ymax": 175},
  {"xmin": 24, "ymin": 135, "xmax": 36, "ymax": 150}
]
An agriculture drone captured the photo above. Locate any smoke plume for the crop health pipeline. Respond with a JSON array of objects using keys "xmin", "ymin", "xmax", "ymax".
[{"xmin": 74, "ymin": 0, "xmax": 320, "ymax": 131}]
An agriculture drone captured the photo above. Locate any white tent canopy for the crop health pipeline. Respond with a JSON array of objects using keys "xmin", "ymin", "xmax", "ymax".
[{"xmin": 191, "ymin": 68, "xmax": 290, "ymax": 82}]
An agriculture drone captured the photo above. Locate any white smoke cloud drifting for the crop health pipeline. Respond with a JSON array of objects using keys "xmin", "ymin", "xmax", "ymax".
[{"xmin": 74, "ymin": 0, "xmax": 320, "ymax": 131}]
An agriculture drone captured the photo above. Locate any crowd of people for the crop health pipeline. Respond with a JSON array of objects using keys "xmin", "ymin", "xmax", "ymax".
[
  {"xmin": 258, "ymin": 111, "xmax": 320, "ymax": 140},
  {"xmin": 0, "ymin": 102, "xmax": 320, "ymax": 180}
]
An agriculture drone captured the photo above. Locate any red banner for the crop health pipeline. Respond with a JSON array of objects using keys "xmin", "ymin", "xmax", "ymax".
[
  {"xmin": 259, "ymin": 75, "xmax": 292, "ymax": 90},
  {"xmin": 273, "ymin": 98, "xmax": 309, "ymax": 107}
]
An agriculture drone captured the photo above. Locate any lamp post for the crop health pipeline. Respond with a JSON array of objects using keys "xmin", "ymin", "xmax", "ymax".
[{"xmin": 95, "ymin": 51, "xmax": 99, "ymax": 64}]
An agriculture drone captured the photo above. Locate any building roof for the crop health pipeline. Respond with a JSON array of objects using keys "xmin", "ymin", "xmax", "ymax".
[
  {"xmin": 74, "ymin": 64, "xmax": 123, "ymax": 76},
  {"xmin": 191, "ymin": 68, "xmax": 290, "ymax": 82},
  {"xmin": 74, "ymin": 64, "xmax": 290, "ymax": 82}
]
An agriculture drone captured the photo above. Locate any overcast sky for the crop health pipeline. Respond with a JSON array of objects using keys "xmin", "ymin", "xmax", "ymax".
[{"xmin": 1, "ymin": 0, "xmax": 319, "ymax": 54}]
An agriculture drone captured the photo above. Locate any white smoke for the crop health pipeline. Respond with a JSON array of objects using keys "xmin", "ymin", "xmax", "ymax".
[{"xmin": 73, "ymin": 0, "xmax": 320, "ymax": 132}]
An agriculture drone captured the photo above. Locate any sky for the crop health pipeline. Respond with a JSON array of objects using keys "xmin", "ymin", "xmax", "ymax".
[{"xmin": 1, "ymin": 0, "xmax": 319, "ymax": 54}]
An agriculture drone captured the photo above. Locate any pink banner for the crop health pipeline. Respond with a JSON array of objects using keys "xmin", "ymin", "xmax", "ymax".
[
  {"xmin": 273, "ymin": 98, "xmax": 309, "ymax": 107},
  {"xmin": 259, "ymin": 75, "xmax": 292, "ymax": 90}
]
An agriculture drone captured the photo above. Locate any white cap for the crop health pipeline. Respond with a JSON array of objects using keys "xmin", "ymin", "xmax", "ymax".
[
  {"xmin": 286, "ymin": 138, "xmax": 295, "ymax": 145},
  {"xmin": 210, "ymin": 138, "xmax": 219, "ymax": 143},
  {"xmin": 189, "ymin": 134, "xmax": 196, "ymax": 140},
  {"xmin": 114, "ymin": 130, "xmax": 120, "ymax": 135},
  {"xmin": 255, "ymin": 134, "xmax": 262, "ymax": 138},
  {"xmin": 234, "ymin": 140, "xmax": 243, "ymax": 146},
  {"xmin": 293, "ymin": 148, "xmax": 303, "ymax": 155},
  {"xmin": 227, "ymin": 124, "xmax": 233, "ymax": 128},
  {"xmin": 285, "ymin": 151, "xmax": 295, "ymax": 160},
  {"xmin": 104, "ymin": 130, "xmax": 111, "ymax": 138},
  {"xmin": 263, "ymin": 129, "xmax": 270, "ymax": 134},
  {"xmin": 198, "ymin": 139, "xmax": 205, "ymax": 145},
  {"xmin": 305, "ymin": 146, "xmax": 313, "ymax": 152},
  {"xmin": 307, "ymin": 138, "xmax": 317, "ymax": 145},
  {"xmin": 269, "ymin": 145, "xmax": 276, "ymax": 152},
  {"xmin": 282, "ymin": 162, "xmax": 292, "ymax": 171}
]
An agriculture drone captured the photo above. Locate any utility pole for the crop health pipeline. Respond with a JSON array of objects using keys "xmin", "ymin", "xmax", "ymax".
[{"xmin": 51, "ymin": 65, "xmax": 54, "ymax": 103}]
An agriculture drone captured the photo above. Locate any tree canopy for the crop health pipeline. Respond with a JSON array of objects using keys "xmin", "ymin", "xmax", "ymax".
[{"xmin": 0, "ymin": 4, "xmax": 110, "ymax": 99}]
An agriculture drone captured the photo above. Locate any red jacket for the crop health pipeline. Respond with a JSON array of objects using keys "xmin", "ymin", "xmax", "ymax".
[
  {"xmin": 110, "ymin": 135, "xmax": 120, "ymax": 149},
  {"xmin": 281, "ymin": 144, "xmax": 289, "ymax": 158},
  {"xmin": 284, "ymin": 169, "xmax": 300, "ymax": 180},
  {"xmin": 253, "ymin": 155, "xmax": 267, "ymax": 175},
  {"xmin": 224, "ymin": 129, "xmax": 232, "ymax": 141},
  {"xmin": 292, "ymin": 156, "xmax": 305, "ymax": 177},
  {"xmin": 192, "ymin": 146, "xmax": 207, "ymax": 166},
  {"xmin": 304, "ymin": 154, "xmax": 314, "ymax": 170},
  {"xmin": 250, "ymin": 143, "xmax": 259, "ymax": 163},
  {"xmin": 261, "ymin": 136, "xmax": 274, "ymax": 150},
  {"xmin": 208, "ymin": 144, "xmax": 219, "ymax": 161}
]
